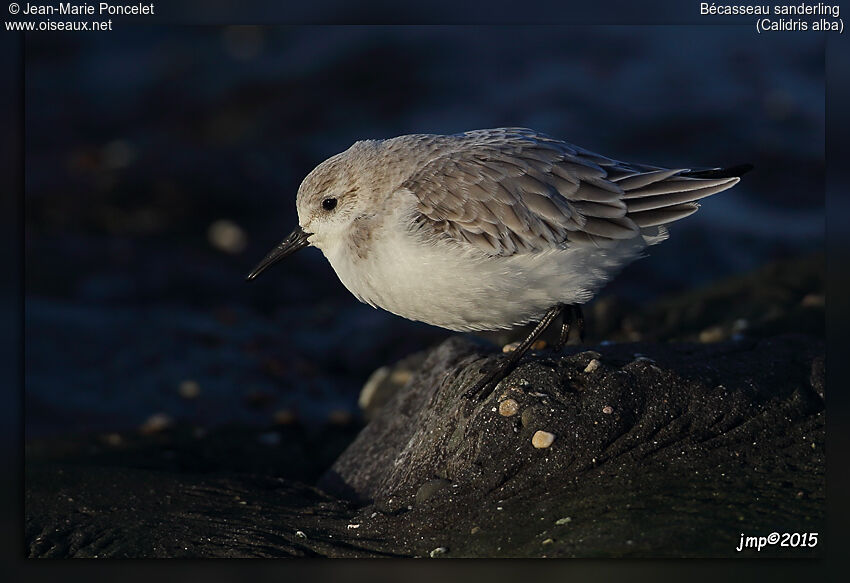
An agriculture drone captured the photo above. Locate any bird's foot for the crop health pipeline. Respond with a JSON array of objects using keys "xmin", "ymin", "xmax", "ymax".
[{"xmin": 463, "ymin": 360, "xmax": 512, "ymax": 402}]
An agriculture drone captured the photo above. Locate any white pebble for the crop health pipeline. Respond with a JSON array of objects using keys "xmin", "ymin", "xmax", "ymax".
[
  {"xmin": 502, "ymin": 341, "xmax": 520, "ymax": 353},
  {"xmin": 207, "ymin": 219, "xmax": 247, "ymax": 254},
  {"xmin": 140, "ymin": 413, "xmax": 173, "ymax": 435},
  {"xmin": 584, "ymin": 359, "xmax": 600, "ymax": 373},
  {"xmin": 532, "ymin": 430, "xmax": 556, "ymax": 449},
  {"xmin": 499, "ymin": 399, "xmax": 520, "ymax": 417}
]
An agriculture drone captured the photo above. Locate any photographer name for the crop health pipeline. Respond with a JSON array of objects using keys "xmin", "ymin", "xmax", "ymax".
[{"xmin": 21, "ymin": 2, "xmax": 154, "ymax": 15}]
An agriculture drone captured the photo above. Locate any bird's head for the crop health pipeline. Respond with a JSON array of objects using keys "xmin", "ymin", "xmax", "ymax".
[{"xmin": 246, "ymin": 140, "xmax": 384, "ymax": 281}]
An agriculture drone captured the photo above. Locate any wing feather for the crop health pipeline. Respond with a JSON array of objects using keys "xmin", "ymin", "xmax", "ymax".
[{"xmin": 401, "ymin": 129, "xmax": 742, "ymax": 256}]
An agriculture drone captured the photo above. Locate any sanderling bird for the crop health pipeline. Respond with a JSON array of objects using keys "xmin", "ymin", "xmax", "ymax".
[{"xmin": 247, "ymin": 128, "xmax": 749, "ymax": 399}]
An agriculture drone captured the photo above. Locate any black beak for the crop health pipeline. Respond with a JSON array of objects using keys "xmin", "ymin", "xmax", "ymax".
[{"xmin": 245, "ymin": 226, "xmax": 311, "ymax": 281}]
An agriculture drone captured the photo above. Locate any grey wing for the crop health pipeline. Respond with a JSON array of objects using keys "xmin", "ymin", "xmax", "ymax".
[{"xmin": 403, "ymin": 128, "xmax": 742, "ymax": 255}]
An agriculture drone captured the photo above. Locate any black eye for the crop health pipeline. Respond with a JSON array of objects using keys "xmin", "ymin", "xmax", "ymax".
[{"xmin": 321, "ymin": 197, "xmax": 337, "ymax": 211}]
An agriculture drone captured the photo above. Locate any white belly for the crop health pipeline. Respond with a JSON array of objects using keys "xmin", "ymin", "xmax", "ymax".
[{"xmin": 320, "ymin": 217, "xmax": 648, "ymax": 332}]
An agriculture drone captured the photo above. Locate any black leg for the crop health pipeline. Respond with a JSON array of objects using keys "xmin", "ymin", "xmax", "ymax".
[
  {"xmin": 575, "ymin": 305, "xmax": 586, "ymax": 342},
  {"xmin": 552, "ymin": 307, "xmax": 573, "ymax": 352},
  {"xmin": 463, "ymin": 304, "xmax": 565, "ymax": 401},
  {"xmin": 551, "ymin": 304, "xmax": 586, "ymax": 352}
]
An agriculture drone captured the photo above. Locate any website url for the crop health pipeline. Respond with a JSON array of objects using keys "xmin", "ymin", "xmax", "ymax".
[{"xmin": 5, "ymin": 19, "xmax": 112, "ymax": 30}]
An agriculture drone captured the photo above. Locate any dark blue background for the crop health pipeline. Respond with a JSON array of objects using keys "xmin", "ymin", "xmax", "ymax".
[{"xmin": 24, "ymin": 26, "xmax": 824, "ymax": 437}]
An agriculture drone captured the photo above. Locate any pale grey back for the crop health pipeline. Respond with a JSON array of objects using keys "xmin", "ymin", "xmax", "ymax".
[{"xmin": 393, "ymin": 128, "xmax": 739, "ymax": 256}]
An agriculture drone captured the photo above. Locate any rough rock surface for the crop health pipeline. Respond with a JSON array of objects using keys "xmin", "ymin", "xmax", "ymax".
[
  {"xmin": 317, "ymin": 335, "xmax": 824, "ymax": 557},
  {"xmin": 27, "ymin": 332, "xmax": 824, "ymax": 557}
]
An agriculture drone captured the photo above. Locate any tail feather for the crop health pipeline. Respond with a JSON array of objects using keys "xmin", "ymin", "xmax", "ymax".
[
  {"xmin": 680, "ymin": 163, "xmax": 754, "ymax": 179},
  {"xmin": 629, "ymin": 202, "xmax": 700, "ymax": 228},
  {"xmin": 612, "ymin": 164, "xmax": 751, "ymax": 227},
  {"xmin": 625, "ymin": 178, "xmax": 739, "ymax": 213}
]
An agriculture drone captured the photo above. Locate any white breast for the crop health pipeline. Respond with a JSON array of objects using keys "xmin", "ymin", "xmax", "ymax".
[{"xmin": 319, "ymin": 199, "xmax": 649, "ymax": 332}]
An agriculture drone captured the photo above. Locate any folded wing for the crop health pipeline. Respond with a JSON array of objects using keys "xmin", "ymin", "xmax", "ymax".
[{"xmin": 404, "ymin": 128, "xmax": 744, "ymax": 255}]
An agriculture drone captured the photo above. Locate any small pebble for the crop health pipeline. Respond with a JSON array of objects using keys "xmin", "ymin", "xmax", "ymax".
[
  {"xmin": 429, "ymin": 547, "xmax": 448, "ymax": 558},
  {"xmin": 498, "ymin": 398, "xmax": 520, "ymax": 417},
  {"xmin": 359, "ymin": 366, "xmax": 390, "ymax": 411},
  {"xmin": 347, "ymin": 524, "xmax": 360, "ymax": 530},
  {"xmin": 532, "ymin": 430, "xmax": 556, "ymax": 449},
  {"xmin": 542, "ymin": 538, "xmax": 554, "ymax": 545},
  {"xmin": 555, "ymin": 517, "xmax": 572, "ymax": 525},
  {"xmin": 178, "ymin": 380, "xmax": 201, "ymax": 399},
  {"xmin": 207, "ymin": 219, "xmax": 247, "ymax": 254},
  {"xmin": 295, "ymin": 530, "xmax": 307, "ymax": 539},
  {"xmin": 583, "ymin": 359, "xmax": 600, "ymax": 373},
  {"xmin": 502, "ymin": 341, "xmax": 521, "ymax": 353},
  {"xmin": 602, "ymin": 406, "xmax": 613, "ymax": 415},
  {"xmin": 470, "ymin": 526, "xmax": 481, "ymax": 535},
  {"xmin": 140, "ymin": 413, "xmax": 173, "ymax": 435},
  {"xmin": 698, "ymin": 326, "xmax": 725, "ymax": 343}
]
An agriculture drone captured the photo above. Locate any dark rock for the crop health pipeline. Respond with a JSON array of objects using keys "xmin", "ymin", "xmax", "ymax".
[
  {"xmin": 25, "ymin": 462, "xmax": 410, "ymax": 558},
  {"xmin": 316, "ymin": 334, "xmax": 824, "ymax": 557},
  {"xmin": 26, "ymin": 331, "xmax": 824, "ymax": 557},
  {"xmin": 414, "ymin": 478, "xmax": 453, "ymax": 506}
]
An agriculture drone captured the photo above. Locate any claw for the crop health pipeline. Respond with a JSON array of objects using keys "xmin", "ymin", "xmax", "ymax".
[
  {"xmin": 462, "ymin": 369, "xmax": 503, "ymax": 401},
  {"xmin": 461, "ymin": 304, "xmax": 569, "ymax": 402}
]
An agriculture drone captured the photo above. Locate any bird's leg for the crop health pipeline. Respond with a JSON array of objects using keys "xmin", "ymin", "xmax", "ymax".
[
  {"xmin": 463, "ymin": 304, "xmax": 565, "ymax": 401},
  {"xmin": 552, "ymin": 306, "xmax": 573, "ymax": 352},
  {"xmin": 574, "ymin": 304, "xmax": 586, "ymax": 342},
  {"xmin": 551, "ymin": 304, "xmax": 586, "ymax": 352}
]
